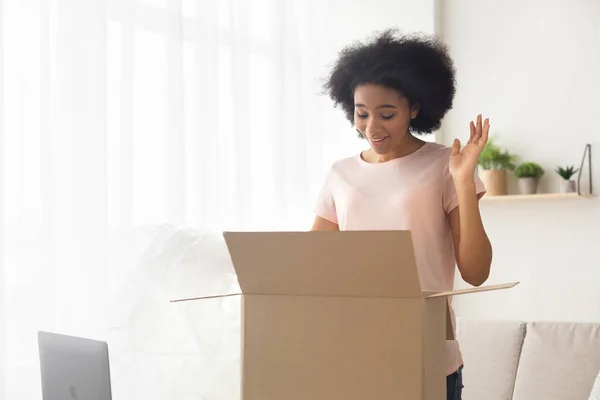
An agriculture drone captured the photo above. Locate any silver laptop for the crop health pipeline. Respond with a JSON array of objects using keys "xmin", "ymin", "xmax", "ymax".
[{"xmin": 38, "ymin": 331, "xmax": 112, "ymax": 400}]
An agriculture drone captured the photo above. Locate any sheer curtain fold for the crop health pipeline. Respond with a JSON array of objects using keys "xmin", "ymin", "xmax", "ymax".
[
  {"xmin": 117, "ymin": 0, "xmax": 135, "ymax": 232},
  {"xmin": 166, "ymin": 0, "xmax": 185, "ymax": 225},
  {"xmin": 0, "ymin": 0, "xmax": 5, "ymax": 396},
  {"xmin": 57, "ymin": 0, "xmax": 110, "ymax": 334}
]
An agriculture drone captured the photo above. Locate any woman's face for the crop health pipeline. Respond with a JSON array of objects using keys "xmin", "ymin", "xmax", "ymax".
[{"xmin": 354, "ymin": 84, "xmax": 419, "ymax": 155}]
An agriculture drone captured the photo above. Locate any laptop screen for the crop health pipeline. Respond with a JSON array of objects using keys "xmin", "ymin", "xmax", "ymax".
[{"xmin": 38, "ymin": 331, "xmax": 112, "ymax": 400}]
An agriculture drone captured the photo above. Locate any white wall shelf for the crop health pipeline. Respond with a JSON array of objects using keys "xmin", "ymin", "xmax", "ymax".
[
  {"xmin": 481, "ymin": 144, "xmax": 594, "ymax": 203},
  {"xmin": 481, "ymin": 192, "xmax": 595, "ymax": 202}
]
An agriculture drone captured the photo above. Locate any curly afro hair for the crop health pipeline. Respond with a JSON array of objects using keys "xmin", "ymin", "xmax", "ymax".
[{"xmin": 322, "ymin": 29, "xmax": 456, "ymax": 135}]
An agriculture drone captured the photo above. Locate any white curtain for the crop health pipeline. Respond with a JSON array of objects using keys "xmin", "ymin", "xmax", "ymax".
[{"xmin": 0, "ymin": 0, "xmax": 434, "ymax": 398}]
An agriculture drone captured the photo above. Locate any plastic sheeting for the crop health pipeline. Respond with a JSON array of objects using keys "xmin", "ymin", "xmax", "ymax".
[{"xmin": 107, "ymin": 224, "xmax": 242, "ymax": 399}]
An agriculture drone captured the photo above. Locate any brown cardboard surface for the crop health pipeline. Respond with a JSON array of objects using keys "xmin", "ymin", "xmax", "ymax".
[
  {"xmin": 222, "ymin": 230, "xmax": 423, "ymax": 298},
  {"xmin": 425, "ymin": 282, "xmax": 519, "ymax": 299},
  {"xmin": 170, "ymin": 230, "xmax": 517, "ymax": 400},
  {"xmin": 423, "ymin": 297, "xmax": 447, "ymax": 399},
  {"xmin": 242, "ymin": 295, "xmax": 425, "ymax": 400}
]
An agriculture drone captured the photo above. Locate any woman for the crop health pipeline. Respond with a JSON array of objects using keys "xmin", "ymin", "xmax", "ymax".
[{"xmin": 312, "ymin": 29, "xmax": 492, "ymax": 400}]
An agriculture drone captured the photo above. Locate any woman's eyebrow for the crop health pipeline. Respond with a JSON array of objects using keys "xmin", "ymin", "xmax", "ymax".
[{"xmin": 354, "ymin": 103, "xmax": 398, "ymax": 109}]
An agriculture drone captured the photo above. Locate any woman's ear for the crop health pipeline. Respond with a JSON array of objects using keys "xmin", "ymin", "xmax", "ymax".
[{"xmin": 410, "ymin": 103, "xmax": 420, "ymax": 119}]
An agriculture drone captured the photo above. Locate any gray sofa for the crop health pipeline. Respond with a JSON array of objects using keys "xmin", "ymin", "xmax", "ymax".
[{"xmin": 455, "ymin": 319, "xmax": 600, "ymax": 399}]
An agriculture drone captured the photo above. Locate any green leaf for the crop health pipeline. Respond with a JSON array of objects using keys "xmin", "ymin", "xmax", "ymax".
[
  {"xmin": 514, "ymin": 162, "xmax": 545, "ymax": 178},
  {"xmin": 478, "ymin": 136, "xmax": 517, "ymax": 171},
  {"xmin": 555, "ymin": 165, "xmax": 579, "ymax": 180}
]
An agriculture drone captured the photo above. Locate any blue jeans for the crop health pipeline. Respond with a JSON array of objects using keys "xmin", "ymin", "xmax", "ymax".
[{"xmin": 446, "ymin": 365, "xmax": 464, "ymax": 400}]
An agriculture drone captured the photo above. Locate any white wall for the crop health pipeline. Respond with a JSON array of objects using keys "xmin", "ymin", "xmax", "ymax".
[{"xmin": 441, "ymin": 0, "xmax": 600, "ymax": 322}]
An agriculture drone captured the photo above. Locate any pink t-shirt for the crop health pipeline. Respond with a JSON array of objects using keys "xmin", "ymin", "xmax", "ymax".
[{"xmin": 314, "ymin": 141, "xmax": 486, "ymax": 376}]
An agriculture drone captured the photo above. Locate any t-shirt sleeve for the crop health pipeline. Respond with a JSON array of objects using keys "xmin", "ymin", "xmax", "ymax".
[
  {"xmin": 443, "ymin": 163, "xmax": 487, "ymax": 214},
  {"xmin": 314, "ymin": 167, "xmax": 338, "ymax": 224}
]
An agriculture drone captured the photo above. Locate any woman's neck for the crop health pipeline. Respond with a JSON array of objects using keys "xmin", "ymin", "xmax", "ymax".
[{"xmin": 363, "ymin": 134, "xmax": 427, "ymax": 163}]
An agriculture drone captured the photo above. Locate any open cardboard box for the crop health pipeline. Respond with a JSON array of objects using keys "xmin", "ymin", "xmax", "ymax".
[{"xmin": 171, "ymin": 230, "xmax": 518, "ymax": 400}]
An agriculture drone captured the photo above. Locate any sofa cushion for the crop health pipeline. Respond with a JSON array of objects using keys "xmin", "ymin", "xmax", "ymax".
[
  {"xmin": 512, "ymin": 322, "xmax": 600, "ymax": 400},
  {"xmin": 456, "ymin": 319, "xmax": 526, "ymax": 400}
]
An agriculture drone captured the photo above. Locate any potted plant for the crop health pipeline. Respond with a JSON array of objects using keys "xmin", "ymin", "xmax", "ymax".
[
  {"xmin": 555, "ymin": 165, "xmax": 579, "ymax": 193},
  {"xmin": 514, "ymin": 162, "xmax": 544, "ymax": 194},
  {"xmin": 478, "ymin": 137, "xmax": 517, "ymax": 196}
]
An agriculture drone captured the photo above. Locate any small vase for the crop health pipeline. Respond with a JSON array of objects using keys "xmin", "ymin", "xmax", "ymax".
[
  {"xmin": 560, "ymin": 179, "xmax": 576, "ymax": 193},
  {"xmin": 480, "ymin": 169, "xmax": 507, "ymax": 196},
  {"xmin": 518, "ymin": 177, "xmax": 539, "ymax": 195}
]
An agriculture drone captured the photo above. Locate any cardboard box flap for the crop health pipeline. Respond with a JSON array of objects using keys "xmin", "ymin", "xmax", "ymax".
[
  {"xmin": 425, "ymin": 282, "xmax": 519, "ymax": 299},
  {"xmin": 222, "ymin": 230, "xmax": 423, "ymax": 298},
  {"xmin": 170, "ymin": 293, "xmax": 240, "ymax": 303}
]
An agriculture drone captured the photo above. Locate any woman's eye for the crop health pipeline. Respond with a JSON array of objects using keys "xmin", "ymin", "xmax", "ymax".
[
  {"xmin": 381, "ymin": 114, "xmax": 395, "ymax": 120},
  {"xmin": 357, "ymin": 114, "xmax": 368, "ymax": 119}
]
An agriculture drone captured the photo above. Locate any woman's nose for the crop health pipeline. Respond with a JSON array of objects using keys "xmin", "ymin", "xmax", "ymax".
[{"xmin": 366, "ymin": 118, "xmax": 382, "ymax": 135}]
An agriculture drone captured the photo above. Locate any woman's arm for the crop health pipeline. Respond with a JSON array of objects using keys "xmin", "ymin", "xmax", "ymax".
[
  {"xmin": 448, "ymin": 179, "xmax": 492, "ymax": 286},
  {"xmin": 448, "ymin": 114, "xmax": 493, "ymax": 287},
  {"xmin": 311, "ymin": 216, "xmax": 339, "ymax": 231}
]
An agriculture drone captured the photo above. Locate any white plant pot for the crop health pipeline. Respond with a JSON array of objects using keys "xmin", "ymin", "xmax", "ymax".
[
  {"xmin": 560, "ymin": 179, "xmax": 576, "ymax": 193},
  {"xmin": 518, "ymin": 177, "xmax": 539, "ymax": 195}
]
